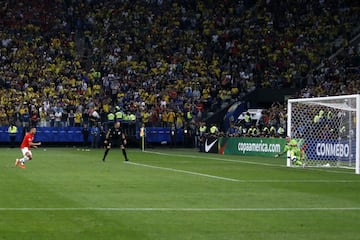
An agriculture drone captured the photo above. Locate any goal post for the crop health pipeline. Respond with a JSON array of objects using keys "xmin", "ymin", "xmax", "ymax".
[{"xmin": 287, "ymin": 94, "xmax": 360, "ymax": 174}]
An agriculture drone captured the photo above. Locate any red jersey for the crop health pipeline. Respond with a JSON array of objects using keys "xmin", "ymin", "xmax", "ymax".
[{"xmin": 20, "ymin": 132, "xmax": 35, "ymax": 148}]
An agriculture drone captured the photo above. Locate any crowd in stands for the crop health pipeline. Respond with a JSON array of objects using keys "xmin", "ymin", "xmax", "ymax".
[
  {"xmin": 206, "ymin": 102, "xmax": 287, "ymax": 139},
  {"xmin": 297, "ymin": 52, "xmax": 360, "ymax": 98},
  {"xmin": 0, "ymin": 0, "xmax": 359, "ymax": 141}
]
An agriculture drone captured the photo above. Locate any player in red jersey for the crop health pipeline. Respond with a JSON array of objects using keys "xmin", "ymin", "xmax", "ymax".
[{"xmin": 15, "ymin": 127, "xmax": 41, "ymax": 169}]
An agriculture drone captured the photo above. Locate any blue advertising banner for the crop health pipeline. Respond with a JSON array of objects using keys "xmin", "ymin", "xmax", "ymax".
[
  {"xmin": 0, "ymin": 127, "xmax": 83, "ymax": 143},
  {"xmin": 305, "ymin": 138, "xmax": 356, "ymax": 161},
  {"xmin": 1, "ymin": 127, "xmax": 184, "ymax": 144}
]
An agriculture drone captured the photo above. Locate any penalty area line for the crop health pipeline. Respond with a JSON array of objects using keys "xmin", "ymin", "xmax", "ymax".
[
  {"xmin": 0, "ymin": 207, "xmax": 360, "ymax": 211},
  {"xmin": 145, "ymin": 151, "xmax": 356, "ymax": 175},
  {"xmin": 126, "ymin": 161, "xmax": 360, "ymax": 183},
  {"xmin": 126, "ymin": 161, "xmax": 240, "ymax": 182}
]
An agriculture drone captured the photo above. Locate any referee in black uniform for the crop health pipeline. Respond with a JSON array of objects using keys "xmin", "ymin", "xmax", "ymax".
[{"xmin": 102, "ymin": 121, "xmax": 129, "ymax": 162}]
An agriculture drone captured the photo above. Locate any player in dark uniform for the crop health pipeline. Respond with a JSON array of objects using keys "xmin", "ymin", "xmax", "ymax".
[{"xmin": 102, "ymin": 121, "xmax": 129, "ymax": 162}]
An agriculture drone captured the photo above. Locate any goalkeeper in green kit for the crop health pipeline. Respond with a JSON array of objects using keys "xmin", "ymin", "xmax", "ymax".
[{"xmin": 275, "ymin": 136, "xmax": 304, "ymax": 166}]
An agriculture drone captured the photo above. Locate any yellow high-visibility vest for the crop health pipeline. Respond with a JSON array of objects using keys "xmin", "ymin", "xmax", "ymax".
[
  {"xmin": 115, "ymin": 111, "xmax": 123, "ymax": 119},
  {"xmin": 107, "ymin": 113, "xmax": 115, "ymax": 121},
  {"xmin": 210, "ymin": 126, "xmax": 217, "ymax": 134},
  {"xmin": 129, "ymin": 114, "xmax": 136, "ymax": 121},
  {"xmin": 199, "ymin": 126, "xmax": 207, "ymax": 133},
  {"xmin": 314, "ymin": 115, "xmax": 320, "ymax": 123},
  {"xmin": 8, "ymin": 126, "xmax": 18, "ymax": 134},
  {"xmin": 186, "ymin": 111, "xmax": 192, "ymax": 120}
]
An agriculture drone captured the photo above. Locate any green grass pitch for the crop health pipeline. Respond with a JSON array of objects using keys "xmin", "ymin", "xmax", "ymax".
[{"xmin": 1, "ymin": 147, "xmax": 360, "ymax": 240}]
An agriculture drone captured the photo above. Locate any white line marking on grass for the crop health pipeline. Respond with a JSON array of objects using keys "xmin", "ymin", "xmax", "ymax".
[
  {"xmin": 1, "ymin": 207, "xmax": 360, "ymax": 211},
  {"xmin": 228, "ymin": 180, "xmax": 360, "ymax": 183},
  {"xmin": 145, "ymin": 150, "xmax": 356, "ymax": 175},
  {"xmin": 126, "ymin": 161, "xmax": 240, "ymax": 182},
  {"xmin": 127, "ymin": 162, "xmax": 360, "ymax": 183}
]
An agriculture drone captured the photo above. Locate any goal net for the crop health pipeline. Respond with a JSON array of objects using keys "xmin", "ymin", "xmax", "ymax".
[{"xmin": 287, "ymin": 94, "xmax": 360, "ymax": 174}]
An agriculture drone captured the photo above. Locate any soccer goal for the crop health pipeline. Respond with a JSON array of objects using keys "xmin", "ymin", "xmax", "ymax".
[{"xmin": 287, "ymin": 94, "xmax": 360, "ymax": 174}]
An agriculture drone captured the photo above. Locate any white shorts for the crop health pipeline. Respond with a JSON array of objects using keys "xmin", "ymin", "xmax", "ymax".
[{"xmin": 21, "ymin": 147, "xmax": 32, "ymax": 158}]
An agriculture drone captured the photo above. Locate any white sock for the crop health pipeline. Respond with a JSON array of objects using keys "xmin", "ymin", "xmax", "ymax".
[{"xmin": 20, "ymin": 156, "xmax": 29, "ymax": 163}]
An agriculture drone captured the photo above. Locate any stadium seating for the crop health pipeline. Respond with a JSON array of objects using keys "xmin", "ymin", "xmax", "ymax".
[{"xmin": 0, "ymin": 0, "xmax": 359, "ymax": 141}]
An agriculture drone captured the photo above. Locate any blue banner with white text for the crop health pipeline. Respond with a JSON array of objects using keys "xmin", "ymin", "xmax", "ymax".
[
  {"xmin": 1, "ymin": 127, "xmax": 183, "ymax": 144},
  {"xmin": 0, "ymin": 127, "xmax": 83, "ymax": 143},
  {"xmin": 305, "ymin": 138, "xmax": 356, "ymax": 162}
]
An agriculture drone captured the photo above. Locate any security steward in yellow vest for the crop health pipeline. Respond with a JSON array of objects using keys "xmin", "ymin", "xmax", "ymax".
[
  {"xmin": 277, "ymin": 126, "xmax": 285, "ymax": 137},
  {"xmin": 115, "ymin": 109, "xmax": 123, "ymax": 122},
  {"xmin": 262, "ymin": 125, "xmax": 270, "ymax": 137},
  {"xmin": 210, "ymin": 124, "xmax": 218, "ymax": 135},
  {"xmin": 199, "ymin": 123, "xmax": 207, "ymax": 136},
  {"xmin": 247, "ymin": 125, "xmax": 258, "ymax": 137},
  {"xmin": 8, "ymin": 123, "xmax": 18, "ymax": 148},
  {"xmin": 128, "ymin": 112, "xmax": 137, "ymax": 135},
  {"xmin": 107, "ymin": 111, "xmax": 115, "ymax": 128},
  {"xmin": 186, "ymin": 111, "xmax": 192, "ymax": 122}
]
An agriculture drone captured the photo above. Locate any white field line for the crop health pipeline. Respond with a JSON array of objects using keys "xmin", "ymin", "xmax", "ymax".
[
  {"xmin": 0, "ymin": 207, "xmax": 360, "ymax": 211},
  {"xmin": 145, "ymin": 150, "xmax": 356, "ymax": 175},
  {"xmin": 145, "ymin": 150, "xmax": 279, "ymax": 167},
  {"xmin": 126, "ymin": 161, "xmax": 360, "ymax": 183},
  {"xmin": 126, "ymin": 161, "xmax": 240, "ymax": 182}
]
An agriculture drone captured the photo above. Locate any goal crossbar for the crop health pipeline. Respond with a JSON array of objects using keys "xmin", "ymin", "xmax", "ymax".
[{"xmin": 306, "ymin": 102, "xmax": 356, "ymax": 112}]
